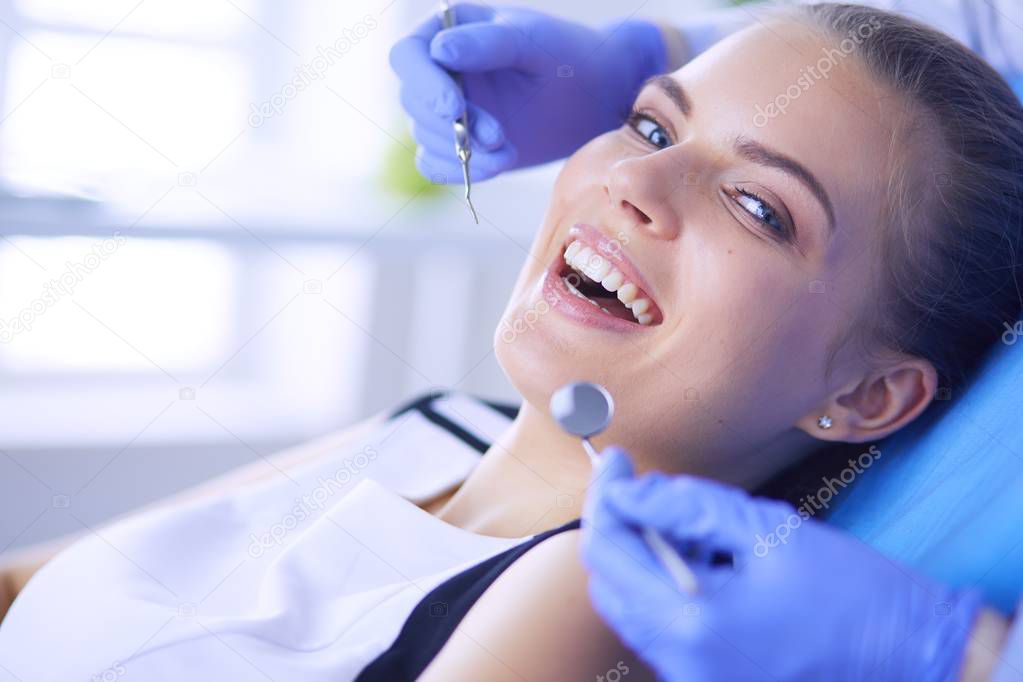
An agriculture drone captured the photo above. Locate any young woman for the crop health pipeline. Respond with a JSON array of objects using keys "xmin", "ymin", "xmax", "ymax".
[{"xmin": 2, "ymin": 3, "xmax": 1021, "ymax": 680}]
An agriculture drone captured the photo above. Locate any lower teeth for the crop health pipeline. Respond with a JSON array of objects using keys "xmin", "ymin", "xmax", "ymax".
[
  {"xmin": 564, "ymin": 275, "xmax": 597, "ymax": 304},
  {"xmin": 562, "ymin": 273, "xmax": 617, "ymax": 318}
]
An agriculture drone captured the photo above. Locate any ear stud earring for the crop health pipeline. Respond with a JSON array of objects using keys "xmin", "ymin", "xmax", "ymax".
[{"xmin": 817, "ymin": 415, "xmax": 833, "ymax": 430}]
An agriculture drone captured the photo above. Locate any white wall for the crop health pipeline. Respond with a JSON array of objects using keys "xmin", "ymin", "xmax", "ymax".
[{"xmin": 0, "ymin": 0, "xmax": 727, "ymax": 551}]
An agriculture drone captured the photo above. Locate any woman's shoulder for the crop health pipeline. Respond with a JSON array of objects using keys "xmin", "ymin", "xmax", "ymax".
[{"xmin": 419, "ymin": 527, "xmax": 656, "ymax": 682}]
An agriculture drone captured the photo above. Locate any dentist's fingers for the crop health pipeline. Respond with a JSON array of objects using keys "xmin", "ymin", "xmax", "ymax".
[
  {"xmin": 407, "ymin": 3, "xmax": 494, "ymax": 41},
  {"xmin": 582, "ymin": 476, "xmax": 709, "ymax": 610},
  {"xmin": 391, "ymin": 4, "xmax": 498, "ymax": 120},
  {"xmin": 390, "ymin": 36, "xmax": 464, "ymax": 120},
  {"xmin": 582, "ymin": 446, "xmax": 634, "ymax": 517},
  {"xmin": 412, "ymin": 119, "xmax": 511, "ymax": 163},
  {"xmin": 430, "ymin": 21, "xmax": 533, "ymax": 72},
  {"xmin": 414, "ymin": 142, "xmax": 518, "ymax": 184},
  {"xmin": 441, "ymin": 2, "xmax": 496, "ymax": 29},
  {"xmin": 582, "ymin": 497, "xmax": 667, "ymax": 600},
  {"xmin": 596, "ymin": 446, "xmax": 636, "ymax": 483},
  {"xmin": 603, "ymin": 474, "xmax": 790, "ymax": 556},
  {"xmin": 402, "ymin": 91, "xmax": 506, "ymax": 150},
  {"xmin": 582, "ymin": 449, "xmax": 669, "ymax": 594},
  {"xmin": 587, "ymin": 572, "xmax": 695, "ymax": 655}
]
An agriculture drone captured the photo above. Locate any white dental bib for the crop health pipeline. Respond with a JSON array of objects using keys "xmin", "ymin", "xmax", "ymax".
[{"xmin": 0, "ymin": 392, "xmax": 524, "ymax": 681}]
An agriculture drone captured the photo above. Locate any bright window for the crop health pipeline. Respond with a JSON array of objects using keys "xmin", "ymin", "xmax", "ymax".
[
  {"xmin": 0, "ymin": 236, "xmax": 237, "ymax": 373},
  {"xmin": 0, "ymin": 0, "xmax": 403, "ymax": 446},
  {"xmin": 0, "ymin": 0, "xmax": 400, "ymax": 217}
]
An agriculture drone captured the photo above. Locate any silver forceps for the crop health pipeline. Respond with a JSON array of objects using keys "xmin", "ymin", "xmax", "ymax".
[{"xmin": 439, "ymin": 0, "xmax": 479, "ymax": 223}]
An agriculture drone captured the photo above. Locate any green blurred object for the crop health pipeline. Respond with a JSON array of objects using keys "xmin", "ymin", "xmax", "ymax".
[{"xmin": 377, "ymin": 125, "xmax": 445, "ymax": 199}]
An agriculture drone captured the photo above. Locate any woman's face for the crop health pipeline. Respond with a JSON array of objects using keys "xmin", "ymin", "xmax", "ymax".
[{"xmin": 496, "ymin": 20, "xmax": 909, "ymax": 483}]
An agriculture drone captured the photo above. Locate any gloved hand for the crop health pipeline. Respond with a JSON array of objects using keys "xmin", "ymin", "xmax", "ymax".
[
  {"xmin": 389, "ymin": 4, "xmax": 667, "ymax": 182},
  {"xmin": 580, "ymin": 447, "xmax": 983, "ymax": 682}
]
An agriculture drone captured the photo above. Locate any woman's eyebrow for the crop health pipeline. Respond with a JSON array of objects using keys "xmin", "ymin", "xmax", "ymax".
[
  {"xmin": 646, "ymin": 74, "xmax": 692, "ymax": 117},
  {"xmin": 734, "ymin": 135, "xmax": 837, "ymax": 235}
]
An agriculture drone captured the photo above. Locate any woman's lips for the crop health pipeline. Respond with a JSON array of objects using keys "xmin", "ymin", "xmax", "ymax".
[
  {"xmin": 540, "ymin": 224, "xmax": 664, "ymax": 332},
  {"xmin": 567, "ymin": 224, "xmax": 661, "ymax": 312}
]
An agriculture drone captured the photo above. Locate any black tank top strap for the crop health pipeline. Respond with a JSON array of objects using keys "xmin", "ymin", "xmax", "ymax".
[
  {"xmin": 355, "ymin": 517, "xmax": 582, "ymax": 681},
  {"xmin": 386, "ymin": 389, "xmax": 520, "ymax": 455}
]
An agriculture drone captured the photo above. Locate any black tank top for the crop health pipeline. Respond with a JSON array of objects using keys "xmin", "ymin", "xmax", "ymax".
[{"xmin": 355, "ymin": 391, "xmax": 581, "ymax": 681}]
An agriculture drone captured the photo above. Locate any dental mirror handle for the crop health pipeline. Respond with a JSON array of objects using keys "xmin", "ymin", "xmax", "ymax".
[
  {"xmin": 642, "ymin": 527, "xmax": 700, "ymax": 594},
  {"xmin": 585, "ymin": 437, "xmax": 700, "ymax": 595}
]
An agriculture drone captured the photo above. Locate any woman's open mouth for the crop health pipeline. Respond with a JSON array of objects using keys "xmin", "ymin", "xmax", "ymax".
[{"xmin": 543, "ymin": 224, "xmax": 663, "ymax": 331}]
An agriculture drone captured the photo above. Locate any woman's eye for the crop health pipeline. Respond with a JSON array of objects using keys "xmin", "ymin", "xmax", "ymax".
[
  {"xmin": 628, "ymin": 111, "xmax": 672, "ymax": 149},
  {"xmin": 733, "ymin": 188, "xmax": 788, "ymax": 236}
]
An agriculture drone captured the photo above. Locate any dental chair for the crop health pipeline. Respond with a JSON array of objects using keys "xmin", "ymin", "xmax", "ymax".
[{"xmin": 827, "ymin": 322, "xmax": 1023, "ymax": 613}]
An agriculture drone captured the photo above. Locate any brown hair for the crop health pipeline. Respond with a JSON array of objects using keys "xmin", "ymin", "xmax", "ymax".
[
  {"xmin": 789, "ymin": 3, "xmax": 1023, "ymax": 395},
  {"xmin": 757, "ymin": 3, "xmax": 1023, "ymax": 507}
]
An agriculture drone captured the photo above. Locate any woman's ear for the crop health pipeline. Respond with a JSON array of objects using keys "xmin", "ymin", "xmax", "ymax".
[{"xmin": 798, "ymin": 356, "xmax": 938, "ymax": 443}]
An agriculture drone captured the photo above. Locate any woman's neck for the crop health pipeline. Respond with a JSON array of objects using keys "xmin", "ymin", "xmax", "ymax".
[
  {"xmin": 434, "ymin": 400, "xmax": 595, "ymax": 538},
  {"xmin": 431, "ymin": 395, "xmax": 822, "ymax": 538}
]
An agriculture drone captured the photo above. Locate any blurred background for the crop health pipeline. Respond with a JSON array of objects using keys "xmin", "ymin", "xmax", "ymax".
[{"xmin": 0, "ymin": 0, "xmax": 722, "ymax": 550}]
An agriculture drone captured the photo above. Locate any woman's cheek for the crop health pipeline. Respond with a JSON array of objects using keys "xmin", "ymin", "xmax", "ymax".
[{"xmin": 556, "ymin": 132, "xmax": 631, "ymax": 190}]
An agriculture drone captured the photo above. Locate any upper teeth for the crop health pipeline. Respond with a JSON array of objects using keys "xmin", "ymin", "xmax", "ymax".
[{"xmin": 562, "ymin": 239, "xmax": 655, "ymax": 325}]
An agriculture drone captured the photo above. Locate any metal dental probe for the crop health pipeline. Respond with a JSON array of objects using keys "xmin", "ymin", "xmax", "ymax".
[{"xmin": 438, "ymin": 0, "xmax": 479, "ymax": 224}]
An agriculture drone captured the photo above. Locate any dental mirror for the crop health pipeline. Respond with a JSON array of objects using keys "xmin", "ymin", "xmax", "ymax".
[
  {"xmin": 549, "ymin": 381, "xmax": 613, "ymax": 463},
  {"xmin": 551, "ymin": 380, "xmax": 700, "ymax": 594}
]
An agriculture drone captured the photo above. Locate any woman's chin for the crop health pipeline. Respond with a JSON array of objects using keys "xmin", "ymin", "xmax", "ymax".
[{"xmin": 493, "ymin": 280, "xmax": 623, "ymax": 408}]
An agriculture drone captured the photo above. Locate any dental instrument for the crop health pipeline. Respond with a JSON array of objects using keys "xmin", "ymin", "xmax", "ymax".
[
  {"xmin": 438, "ymin": 0, "xmax": 479, "ymax": 224},
  {"xmin": 550, "ymin": 381, "xmax": 701, "ymax": 594}
]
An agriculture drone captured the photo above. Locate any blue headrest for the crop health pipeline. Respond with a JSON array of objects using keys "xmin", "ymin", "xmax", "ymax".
[
  {"xmin": 827, "ymin": 326, "xmax": 1023, "ymax": 613},
  {"xmin": 830, "ymin": 77, "xmax": 1023, "ymax": 614}
]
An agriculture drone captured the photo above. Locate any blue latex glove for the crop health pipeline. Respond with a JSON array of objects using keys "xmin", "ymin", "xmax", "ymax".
[
  {"xmin": 581, "ymin": 447, "xmax": 984, "ymax": 682},
  {"xmin": 389, "ymin": 4, "xmax": 667, "ymax": 182}
]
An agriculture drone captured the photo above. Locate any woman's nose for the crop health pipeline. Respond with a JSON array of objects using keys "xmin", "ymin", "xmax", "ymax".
[{"xmin": 604, "ymin": 153, "xmax": 683, "ymax": 241}]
